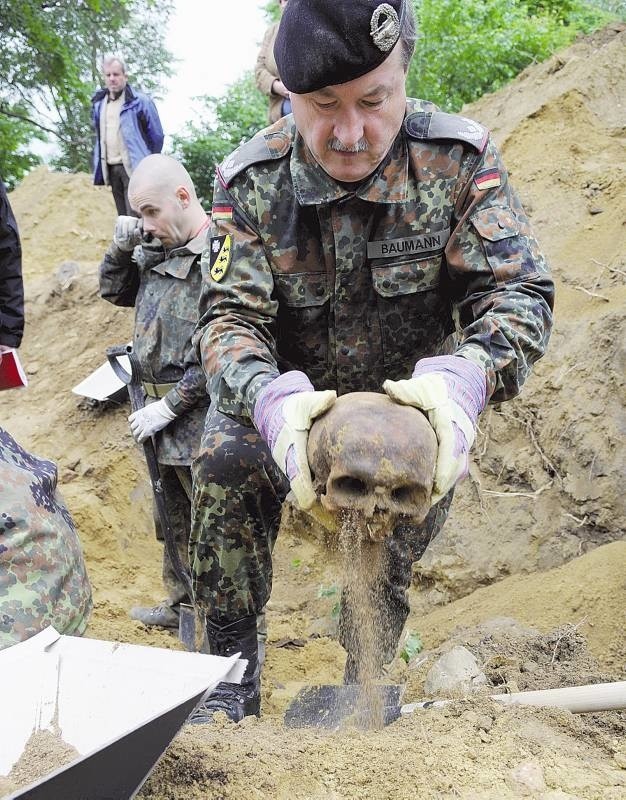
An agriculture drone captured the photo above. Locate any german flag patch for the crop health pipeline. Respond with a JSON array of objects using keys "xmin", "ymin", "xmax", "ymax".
[
  {"xmin": 212, "ymin": 205, "xmax": 233, "ymax": 223},
  {"xmin": 209, "ymin": 235, "xmax": 232, "ymax": 282},
  {"xmin": 474, "ymin": 168, "xmax": 501, "ymax": 191}
]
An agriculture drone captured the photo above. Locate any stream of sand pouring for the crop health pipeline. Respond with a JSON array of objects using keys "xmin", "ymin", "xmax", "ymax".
[{"xmin": 338, "ymin": 509, "xmax": 387, "ymax": 729}]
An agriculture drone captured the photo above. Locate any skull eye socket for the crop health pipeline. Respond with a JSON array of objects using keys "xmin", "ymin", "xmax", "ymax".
[
  {"xmin": 332, "ymin": 475, "xmax": 369, "ymax": 497},
  {"xmin": 391, "ymin": 486, "xmax": 417, "ymax": 504}
]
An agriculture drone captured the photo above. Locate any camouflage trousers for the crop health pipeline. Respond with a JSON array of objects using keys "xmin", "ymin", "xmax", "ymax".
[
  {"xmin": 0, "ymin": 427, "xmax": 93, "ymax": 650},
  {"xmin": 190, "ymin": 407, "xmax": 452, "ymax": 661},
  {"xmin": 190, "ymin": 407, "xmax": 288, "ymax": 623},
  {"xmin": 153, "ymin": 464, "xmax": 192, "ymax": 606}
]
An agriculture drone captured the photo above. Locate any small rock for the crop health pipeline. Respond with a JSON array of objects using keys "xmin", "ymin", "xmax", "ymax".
[
  {"xmin": 521, "ymin": 660, "xmax": 539, "ymax": 673},
  {"xmin": 26, "ymin": 363, "xmax": 39, "ymax": 375},
  {"xmin": 507, "ymin": 761, "xmax": 547, "ymax": 795},
  {"xmin": 476, "ymin": 713, "xmax": 493, "ymax": 732},
  {"xmin": 55, "ymin": 260, "xmax": 80, "ymax": 290},
  {"xmin": 614, "ymin": 752, "xmax": 626, "ymax": 769},
  {"xmin": 478, "ymin": 729, "xmax": 491, "ymax": 743},
  {"xmin": 424, "ymin": 645, "xmax": 487, "ymax": 695},
  {"xmin": 60, "ymin": 469, "xmax": 78, "ymax": 483},
  {"xmin": 588, "ymin": 206, "xmax": 604, "ymax": 215}
]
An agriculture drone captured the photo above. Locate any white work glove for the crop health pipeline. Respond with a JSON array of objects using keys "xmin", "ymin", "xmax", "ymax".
[
  {"xmin": 113, "ymin": 215, "xmax": 143, "ymax": 252},
  {"xmin": 383, "ymin": 355, "xmax": 487, "ymax": 505},
  {"xmin": 128, "ymin": 398, "xmax": 178, "ymax": 444},
  {"xmin": 253, "ymin": 371, "xmax": 336, "ymax": 510}
]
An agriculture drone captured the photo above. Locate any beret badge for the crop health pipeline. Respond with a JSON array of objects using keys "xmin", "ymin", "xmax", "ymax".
[{"xmin": 370, "ymin": 3, "xmax": 401, "ymax": 53}]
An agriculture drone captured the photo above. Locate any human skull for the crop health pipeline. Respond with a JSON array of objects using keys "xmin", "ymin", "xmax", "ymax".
[{"xmin": 307, "ymin": 392, "xmax": 437, "ymax": 540}]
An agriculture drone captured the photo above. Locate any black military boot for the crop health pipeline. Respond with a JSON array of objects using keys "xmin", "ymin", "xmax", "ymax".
[{"xmin": 189, "ymin": 614, "xmax": 261, "ymax": 724}]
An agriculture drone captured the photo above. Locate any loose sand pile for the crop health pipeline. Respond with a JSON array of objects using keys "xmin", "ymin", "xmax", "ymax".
[{"xmin": 1, "ymin": 25, "xmax": 625, "ymax": 800}]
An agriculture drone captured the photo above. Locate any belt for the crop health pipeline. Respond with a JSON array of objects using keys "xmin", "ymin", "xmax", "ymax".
[{"xmin": 142, "ymin": 381, "xmax": 177, "ymax": 399}]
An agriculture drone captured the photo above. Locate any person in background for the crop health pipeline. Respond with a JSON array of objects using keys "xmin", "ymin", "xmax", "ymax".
[
  {"xmin": 255, "ymin": 0, "xmax": 291, "ymax": 123},
  {"xmin": 0, "ymin": 178, "xmax": 24, "ymax": 362},
  {"xmin": 0, "ymin": 180, "xmax": 92, "ymax": 649},
  {"xmin": 99, "ymin": 154, "xmax": 210, "ymax": 630},
  {"xmin": 91, "ymin": 54, "xmax": 164, "ymax": 216},
  {"xmin": 189, "ymin": 0, "xmax": 554, "ymax": 723},
  {"xmin": 0, "ymin": 428, "xmax": 93, "ymax": 650}
]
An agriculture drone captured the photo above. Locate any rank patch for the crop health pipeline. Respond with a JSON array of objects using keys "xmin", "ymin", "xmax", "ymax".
[
  {"xmin": 212, "ymin": 205, "xmax": 233, "ymax": 223},
  {"xmin": 209, "ymin": 235, "xmax": 232, "ymax": 282},
  {"xmin": 474, "ymin": 168, "xmax": 501, "ymax": 191}
]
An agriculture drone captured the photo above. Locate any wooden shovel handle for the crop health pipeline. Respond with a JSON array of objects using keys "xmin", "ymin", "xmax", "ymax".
[
  {"xmin": 401, "ymin": 681, "xmax": 626, "ymax": 716},
  {"xmin": 494, "ymin": 680, "xmax": 626, "ymax": 713}
]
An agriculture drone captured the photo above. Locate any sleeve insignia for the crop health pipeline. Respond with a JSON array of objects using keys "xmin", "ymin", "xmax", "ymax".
[
  {"xmin": 212, "ymin": 205, "xmax": 233, "ymax": 223},
  {"xmin": 474, "ymin": 167, "xmax": 501, "ymax": 191},
  {"xmin": 209, "ymin": 235, "xmax": 232, "ymax": 282}
]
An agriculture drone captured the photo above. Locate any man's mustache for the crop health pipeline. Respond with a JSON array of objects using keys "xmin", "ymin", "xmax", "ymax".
[{"xmin": 328, "ymin": 137, "xmax": 368, "ymax": 153}]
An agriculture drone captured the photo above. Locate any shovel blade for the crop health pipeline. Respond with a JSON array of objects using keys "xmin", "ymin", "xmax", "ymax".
[{"xmin": 284, "ymin": 684, "xmax": 404, "ymax": 730}]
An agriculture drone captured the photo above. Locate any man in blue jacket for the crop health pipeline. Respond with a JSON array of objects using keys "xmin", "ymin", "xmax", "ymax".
[{"xmin": 91, "ymin": 55, "xmax": 164, "ymax": 216}]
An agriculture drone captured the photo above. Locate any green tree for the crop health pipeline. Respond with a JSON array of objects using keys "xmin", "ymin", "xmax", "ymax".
[
  {"xmin": 171, "ymin": 73, "xmax": 268, "ymax": 207},
  {"xmin": 0, "ymin": 0, "xmax": 173, "ymax": 183},
  {"xmin": 263, "ymin": 1, "xmax": 281, "ymax": 23},
  {"xmin": 406, "ymin": 0, "xmax": 612, "ymax": 111},
  {"xmin": 0, "ymin": 110, "xmax": 44, "ymax": 190}
]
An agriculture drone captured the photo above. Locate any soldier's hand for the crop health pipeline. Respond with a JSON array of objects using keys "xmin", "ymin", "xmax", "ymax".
[
  {"xmin": 128, "ymin": 399, "xmax": 178, "ymax": 443},
  {"xmin": 254, "ymin": 371, "xmax": 336, "ymax": 510},
  {"xmin": 114, "ymin": 215, "xmax": 143, "ymax": 252},
  {"xmin": 383, "ymin": 355, "xmax": 487, "ymax": 505}
]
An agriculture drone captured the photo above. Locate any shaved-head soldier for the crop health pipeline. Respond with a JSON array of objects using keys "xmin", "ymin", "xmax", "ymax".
[
  {"xmin": 190, "ymin": 0, "xmax": 554, "ymax": 723},
  {"xmin": 99, "ymin": 154, "xmax": 211, "ymax": 630}
]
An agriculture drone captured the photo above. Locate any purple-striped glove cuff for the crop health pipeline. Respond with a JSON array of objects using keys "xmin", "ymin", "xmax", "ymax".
[
  {"xmin": 412, "ymin": 356, "xmax": 486, "ymax": 456},
  {"xmin": 253, "ymin": 371, "xmax": 314, "ymax": 453}
]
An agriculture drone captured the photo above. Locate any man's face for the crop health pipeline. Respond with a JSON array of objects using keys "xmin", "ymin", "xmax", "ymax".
[
  {"xmin": 129, "ymin": 185, "xmax": 190, "ymax": 249},
  {"xmin": 103, "ymin": 60, "xmax": 127, "ymax": 95},
  {"xmin": 290, "ymin": 45, "xmax": 407, "ymax": 183}
]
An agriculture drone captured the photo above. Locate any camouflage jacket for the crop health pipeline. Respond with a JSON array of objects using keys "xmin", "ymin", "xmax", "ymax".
[
  {"xmin": 195, "ymin": 99, "xmax": 554, "ymax": 424},
  {"xmin": 0, "ymin": 427, "xmax": 92, "ymax": 650},
  {"xmin": 99, "ymin": 227, "xmax": 210, "ymax": 464}
]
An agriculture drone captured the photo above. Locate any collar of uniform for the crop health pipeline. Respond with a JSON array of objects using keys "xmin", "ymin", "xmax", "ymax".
[
  {"xmin": 180, "ymin": 228, "xmax": 207, "ymax": 255},
  {"xmin": 290, "ymin": 129, "xmax": 410, "ymax": 206},
  {"xmin": 166, "ymin": 226, "xmax": 207, "ymax": 259}
]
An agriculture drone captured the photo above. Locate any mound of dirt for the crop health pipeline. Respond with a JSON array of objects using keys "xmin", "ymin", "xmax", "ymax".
[{"xmin": 1, "ymin": 24, "xmax": 625, "ymax": 800}]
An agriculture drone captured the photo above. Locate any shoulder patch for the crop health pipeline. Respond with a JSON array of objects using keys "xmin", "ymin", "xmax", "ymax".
[
  {"xmin": 405, "ymin": 111, "xmax": 489, "ymax": 153},
  {"xmin": 217, "ymin": 131, "xmax": 292, "ymax": 187}
]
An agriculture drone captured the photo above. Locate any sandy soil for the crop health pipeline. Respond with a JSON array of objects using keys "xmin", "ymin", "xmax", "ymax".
[{"xmin": 1, "ymin": 25, "xmax": 625, "ymax": 800}]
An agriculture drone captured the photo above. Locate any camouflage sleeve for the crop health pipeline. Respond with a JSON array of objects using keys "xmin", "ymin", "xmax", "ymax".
[
  {"xmin": 194, "ymin": 177, "xmax": 280, "ymax": 424},
  {"xmin": 98, "ymin": 241, "xmax": 139, "ymax": 307},
  {"xmin": 446, "ymin": 137, "xmax": 554, "ymax": 402}
]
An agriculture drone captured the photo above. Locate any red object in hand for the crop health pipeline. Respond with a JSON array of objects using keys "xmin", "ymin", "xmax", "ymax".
[{"xmin": 0, "ymin": 348, "xmax": 28, "ymax": 390}]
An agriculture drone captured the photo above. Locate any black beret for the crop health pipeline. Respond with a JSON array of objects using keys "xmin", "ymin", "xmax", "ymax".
[{"xmin": 274, "ymin": 0, "xmax": 407, "ymax": 94}]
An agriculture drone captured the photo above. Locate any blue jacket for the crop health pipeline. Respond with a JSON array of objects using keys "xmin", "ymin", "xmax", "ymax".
[{"xmin": 91, "ymin": 84, "xmax": 164, "ymax": 185}]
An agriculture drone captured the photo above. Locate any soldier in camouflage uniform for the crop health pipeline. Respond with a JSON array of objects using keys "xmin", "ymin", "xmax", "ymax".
[
  {"xmin": 0, "ymin": 428, "xmax": 92, "ymax": 650},
  {"xmin": 99, "ymin": 154, "xmax": 211, "ymax": 629},
  {"xmin": 190, "ymin": 0, "xmax": 554, "ymax": 722}
]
